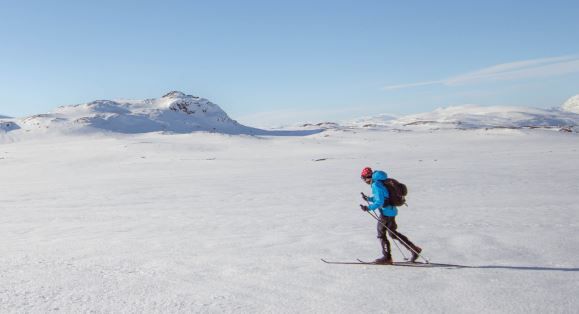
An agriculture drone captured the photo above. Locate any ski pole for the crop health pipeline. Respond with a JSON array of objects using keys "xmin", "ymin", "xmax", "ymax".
[
  {"xmin": 365, "ymin": 201, "xmax": 408, "ymax": 260},
  {"xmin": 361, "ymin": 193, "xmax": 429, "ymax": 263},
  {"xmin": 369, "ymin": 210, "xmax": 408, "ymax": 260},
  {"xmin": 365, "ymin": 210, "xmax": 430, "ymax": 263},
  {"xmin": 363, "ymin": 194, "xmax": 407, "ymax": 259}
]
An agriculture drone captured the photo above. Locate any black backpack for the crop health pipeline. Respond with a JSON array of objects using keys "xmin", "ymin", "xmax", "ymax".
[{"xmin": 381, "ymin": 178, "xmax": 408, "ymax": 207}]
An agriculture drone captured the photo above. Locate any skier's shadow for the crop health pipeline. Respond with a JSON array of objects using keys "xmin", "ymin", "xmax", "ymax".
[
  {"xmin": 468, "ymin": 265, "xmax": 579, "ymax": 272},
  {"xmin": 428, "ymin": 263, "xmax": 579, "ymax": 272}
]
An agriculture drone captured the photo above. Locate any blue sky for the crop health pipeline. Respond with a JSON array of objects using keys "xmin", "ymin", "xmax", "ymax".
[{"xmin": 1, "ymin": 0, "xmax": 578, "ymax": 126}]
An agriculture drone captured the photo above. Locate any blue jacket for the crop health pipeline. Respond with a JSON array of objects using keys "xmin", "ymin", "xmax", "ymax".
[{"xmin": 367, "ymin": 170, "xmax": 398, "ymax": 217}]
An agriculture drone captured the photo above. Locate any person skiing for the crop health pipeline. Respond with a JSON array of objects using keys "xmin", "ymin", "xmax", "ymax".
[{"xmin": 360, "ymin": 167, "xmax": 422, "ymax": 264}]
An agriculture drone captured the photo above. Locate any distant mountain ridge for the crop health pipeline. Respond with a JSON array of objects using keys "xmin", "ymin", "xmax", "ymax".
[
  {"xmin": 0, "ymin": 91, "xmax": 320, "ymax": 136},
  {"xmin": 345, "ymin": 95, "xmax": 579, "ymax": 132},
  {"xmin": 2, "ymin": 93, "xmax": 579, "ymax": 135},
  {"xmin": 390, "ymin": 105, "xmax": 578, "ymax": 129}
]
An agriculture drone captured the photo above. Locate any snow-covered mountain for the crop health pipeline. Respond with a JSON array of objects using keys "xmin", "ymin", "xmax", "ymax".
[
  {"xmin": 4, "ymin": 92, "xmax": 579, "ymax": 136},
  {"xmin": 349, "ymin": 113, "xmax": 399, "ymax": 127},
  {"xmin": 345, "ymin": 101, "xmax": 579, "ymax": 132},
  {"xmin": 16, "ymin": 91, "xmax": 254, "ymax": 134},
  {"xmin": 390, "ymin": 105, "xmax": 579, "ymax": 130},
  {"xmin": 1, "ymin": 92, "xmax": 320, "ymax": 136},
  {"xmin": 562, "ymin": 94, "xmax": 579, "ymax": 114}
]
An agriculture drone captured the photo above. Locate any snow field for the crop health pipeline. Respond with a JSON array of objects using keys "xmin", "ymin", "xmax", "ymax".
[{"xmin": 1, "ymin": 129, "xmax": 578, "ymax": 313}]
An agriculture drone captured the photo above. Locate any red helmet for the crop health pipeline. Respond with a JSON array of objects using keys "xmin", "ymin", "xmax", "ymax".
[{"xmin": 361, "ymin": 167, "xmax": 373, "ymax": 179}]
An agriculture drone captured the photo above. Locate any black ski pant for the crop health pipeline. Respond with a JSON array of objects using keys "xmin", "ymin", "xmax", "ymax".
[{"xmin": 377, "ymin": 215, "xmax": 418, "ymax": 258}]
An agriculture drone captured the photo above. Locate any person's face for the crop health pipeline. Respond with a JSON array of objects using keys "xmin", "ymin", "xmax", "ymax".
[{"xmin": 362, "ymin": 177, "xmax": 372, "ymax": 185}]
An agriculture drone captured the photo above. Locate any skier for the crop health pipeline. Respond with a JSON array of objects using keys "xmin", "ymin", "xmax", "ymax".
[{"xmin": 360, "ymin": 167, "xmax": 422, "ymax": 264}]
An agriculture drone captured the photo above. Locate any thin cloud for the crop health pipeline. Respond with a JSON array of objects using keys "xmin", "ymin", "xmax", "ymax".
[
  {"xmin": 382, "ymin": 80, "xmax": 444, "ymax": 90},
  {"xmin": 383, "ymin": 55, "xmax": 579, "ymax": 90}
]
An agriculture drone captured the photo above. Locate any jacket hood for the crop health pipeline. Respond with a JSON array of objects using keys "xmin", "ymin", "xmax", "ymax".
[{"xmin": 372, "ymin": 170, "xmax": 388, "ymax": 181}]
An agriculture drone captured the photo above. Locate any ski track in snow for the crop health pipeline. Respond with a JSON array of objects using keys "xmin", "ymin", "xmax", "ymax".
[{"xmin": 1, "ymin": 129, "xmax": 579, "ymax": 313}]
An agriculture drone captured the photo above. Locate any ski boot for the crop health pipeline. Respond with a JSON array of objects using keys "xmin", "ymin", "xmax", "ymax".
[
  {"xmin": 374, "ymin": 255, "xmax": 393, "ymax": 265},
  {"xmin": 410, "ymin": 246, "xmax": 422, "ymax": 263}
]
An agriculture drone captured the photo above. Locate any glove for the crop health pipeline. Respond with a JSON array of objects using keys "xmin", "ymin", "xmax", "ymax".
[
  {"xmin": 360, "ymin": 204, "xmax": 369, "ymax": 211},
  {"xmin": 360, "ymin": 192, "xmax": 368, "ymax": 201}
]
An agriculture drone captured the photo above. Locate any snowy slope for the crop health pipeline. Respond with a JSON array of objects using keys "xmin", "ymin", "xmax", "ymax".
[
  {"xmin": 4, "ymin": 92, "xmax": 321, "ymax": 137},
  {"xmin": 1, "ymin": 129, "xmax": 578, "ymax": 313}
]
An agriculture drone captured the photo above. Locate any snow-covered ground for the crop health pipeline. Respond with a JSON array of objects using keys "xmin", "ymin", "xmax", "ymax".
[{"xmin": 1, "ymin": 127, "xmax": 578, "ymax": 313}]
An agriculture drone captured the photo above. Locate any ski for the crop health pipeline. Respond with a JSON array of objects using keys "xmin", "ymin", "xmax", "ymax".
[
  {"xmin": 356, "ymin": 258, "xmax": 431, "ymax": 267},
  {"xmin": 320, "ymin": 258, "xmax": 426, "ymax": 267},
  {"xmin": 356, "ymin": 259, "xmax": 469, "ymax": 268},
  {"xmin": 321, "ymin": 259, "xmax": 369, "ymax": 265},
  {"xmin": 320, "ymin": 258, "xmax": 468, "ymax": 268}
]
